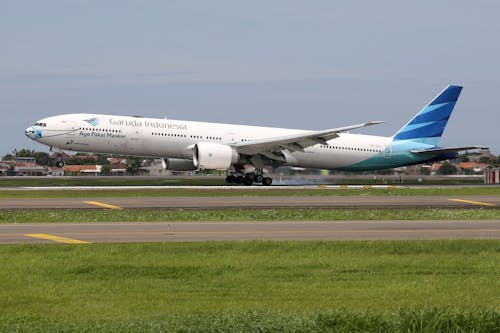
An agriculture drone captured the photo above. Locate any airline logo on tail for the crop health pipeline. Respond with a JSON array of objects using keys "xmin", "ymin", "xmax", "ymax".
[{"xmin": 393, "ymin": 85, "xmax": 462, "ymax": 145}]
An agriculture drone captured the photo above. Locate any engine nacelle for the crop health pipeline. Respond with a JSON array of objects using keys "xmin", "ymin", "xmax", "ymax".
[
  {"xmin": 193, "ymin": 142, "xmax": 239, "ymax": 170},
  {"xmin": 161, "ymin": 158, "xmax": 197, "ymax": 171}
]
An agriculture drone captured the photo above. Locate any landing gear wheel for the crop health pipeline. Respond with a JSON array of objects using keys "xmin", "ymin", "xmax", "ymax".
[
  {"xmin": 255, "ymin": 175, "xmax": 264, "ymax": 183},
  {"xmin": 243, "ymin": 177, "xmax": 254, "ymax": 186},
  {"xmin": 56, "ymin": 160, "xmax": 65, "ymax": 168},
  {"xmin": 262, "ymin": 177, "xmax": 273, "ymax": 186},
  {"xmin": 225, "ymin": 175, "xmax": 236, "ymax": 184},
  {"xmin": 235, "ymin": 176, "xmax": 245, "ymax": 184},
  {"xmin": 244, "ymin": 173, "xmax": 255, "ymax": 182}
]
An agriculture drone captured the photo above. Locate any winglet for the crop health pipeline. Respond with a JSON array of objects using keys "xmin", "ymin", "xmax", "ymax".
[
  {"xmin": 365, "ymin": 121, "xmax": 385, "ymax": 126},
  {"xmin": 327, "ymin": 121, "xmax": 385, "ymax": 135}
]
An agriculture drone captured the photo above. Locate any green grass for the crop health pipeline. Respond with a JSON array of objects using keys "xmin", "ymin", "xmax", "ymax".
[
  {"xmin": 1, "ymin": 186, "xmax": 500, "ymax": 198},
  {"xmin": 0, "ymin": 241, "xmax": 499, "ymax": 332},
  {"xmin": 1, "ymin": 309, "xmax": 499, "ymax": 333},
  {"xmin": 0, "ymin": 208, "xmax": 499, "ymax": 223}
]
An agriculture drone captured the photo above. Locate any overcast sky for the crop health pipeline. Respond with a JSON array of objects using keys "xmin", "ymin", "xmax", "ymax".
[{"xmin": 1, "ymin": 0, "xmax": 499, "ymax": 155}]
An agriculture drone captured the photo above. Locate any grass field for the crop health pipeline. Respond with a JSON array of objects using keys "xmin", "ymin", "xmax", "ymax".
[
  {"xmin": 0, "ymin": 241, "xmax": 499, "ymax": 332},
  {"xmin": 1, "ymin": 186, "xmax": 500, "ymax": 199},
  {"xmin": 1, "ymin": 310, "xmax": 499, "ymax": 333},
  {"xmin": 0, "ymin": 208, "xmax": 499, "ymax": 223}
]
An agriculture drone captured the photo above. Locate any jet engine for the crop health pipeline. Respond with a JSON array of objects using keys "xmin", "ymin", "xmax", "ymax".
[
  {"xmin": 193, "ymin": 142, "xmax": 239, "ymax": 170},
  {"xmin": 161, "ymin": 158, "xmax": 197, "ymax": 171}
]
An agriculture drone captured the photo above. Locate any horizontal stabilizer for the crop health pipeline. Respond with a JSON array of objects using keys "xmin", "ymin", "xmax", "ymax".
[{"xmin": 410, "ymin": 146, "xmax": 487, "ymax": 155}]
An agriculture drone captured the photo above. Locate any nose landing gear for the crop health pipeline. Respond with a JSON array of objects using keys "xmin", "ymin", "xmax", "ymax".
[{"xmin": 51, "ymin": 148, "xmax": 66, "ymax": 168}]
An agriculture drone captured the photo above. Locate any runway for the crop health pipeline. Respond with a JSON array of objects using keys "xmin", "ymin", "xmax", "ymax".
[
  {"xmin": 0, "ymin": 195, "xmax": 499, "ymax": 209},
  {"xmin": 1, "ymin": 220, "xmax": 499, "ymax": 244}
]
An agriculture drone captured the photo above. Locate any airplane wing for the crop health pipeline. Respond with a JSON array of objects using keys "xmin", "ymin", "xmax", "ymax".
[
  {"xmin": 410, "ymin": 146, "xmax": 488, "ymax": 155},
  {"xmin": 233, "ymin": 121, "xmax": 385, "ymax": 155}
]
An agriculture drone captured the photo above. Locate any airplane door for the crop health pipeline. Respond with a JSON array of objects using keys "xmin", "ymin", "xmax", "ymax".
[
  {"xmin": 63, "ymin": 121, "xmax": 79, "ymax": 147},
  {"xmin": 227, "ymin": 132, "xmax": 236, "ymax": 144},
  {"xmin": 383, "ymin": 147, "xmax": 392, "ymax": 159},
  {"xmin": 126, "ymin": 128, "xmax": 143, "ymax": 154}
]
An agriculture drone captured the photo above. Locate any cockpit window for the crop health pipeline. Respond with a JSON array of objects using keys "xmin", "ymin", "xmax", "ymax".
[{"xmin": 34, "ymin": 123, "xmax": 47, "ymax": 127}]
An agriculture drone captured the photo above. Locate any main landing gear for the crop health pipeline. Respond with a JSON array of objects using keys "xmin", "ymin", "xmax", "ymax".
[{"xmin": 225, "ymin": 170, "xmax": 273, "ymax": 186}]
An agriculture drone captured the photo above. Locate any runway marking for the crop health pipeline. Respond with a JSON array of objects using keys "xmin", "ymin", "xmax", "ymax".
[
  {"xmin": 24, "ymin": 234, "xmax": 90, "ymax": 244},
  {"xmin": 448, "ymin": 199, "xmax": 497, "ymax": 207},
  {"xmin": 84, "ymin": 201, "xmax": 123, "ymax": 210}
]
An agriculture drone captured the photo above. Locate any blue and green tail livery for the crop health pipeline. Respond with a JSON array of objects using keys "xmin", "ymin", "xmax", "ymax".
[
  {"xmin": 393, "ymin": 85, "xmax": 462, "ymax": 145},
  {"xmin": 346, "ymin": 85, "xmax": 485, "ymax": 171}
]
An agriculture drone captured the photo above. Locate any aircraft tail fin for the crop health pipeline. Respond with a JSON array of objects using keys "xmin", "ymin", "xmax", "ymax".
[{"xmin": 392, "ymin": 85, "xmax": 462, "ymax": 145}]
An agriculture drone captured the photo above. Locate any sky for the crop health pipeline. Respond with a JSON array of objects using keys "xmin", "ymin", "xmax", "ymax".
[{"xmin": 1, "ymin": 0, "xmax": 499, "ymax": 156}]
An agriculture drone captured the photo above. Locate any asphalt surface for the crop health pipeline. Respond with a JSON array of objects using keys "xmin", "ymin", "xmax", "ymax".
[
  {"xmin": 1, "ymin": 220, "xmax": 499, "ymax": 244},
  {"xmin": 0, "ymin": 195, "xmax": 499, "ymax": 209},
  {"xmin": 1, "ymin": 192, "xmax": 498, "ymax": 244}
]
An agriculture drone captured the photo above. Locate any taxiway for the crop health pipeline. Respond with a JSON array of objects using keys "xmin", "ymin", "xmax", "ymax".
[
  {"xmin": 1, "ymin": 220, "xmax": 499, "ymax": 244},
  {"xmin": 0, "ymin": 195, "xmax": 499, "ymax": 209}
]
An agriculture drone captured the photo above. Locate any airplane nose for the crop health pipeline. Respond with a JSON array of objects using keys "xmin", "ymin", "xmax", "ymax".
[{"xmin": 25, "ymin": 126, "xmax": 37, "ymax": 140}]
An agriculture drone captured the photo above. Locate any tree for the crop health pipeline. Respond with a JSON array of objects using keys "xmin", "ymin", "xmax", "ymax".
[
  {"xmin": 2, "ymin": 154, "xmax": 13, "ymax": 161},
  {"xmin": 6, "ymin": 165, "xmax": 15, "ymax": 176},
  {"xmin": 126, "ymin": 157, "xmax": 142, "ymax": 175},
  {"xmin": 65, "ymin": 156, "xmax": 96, "ymax": 165},
  {"xmin": 8, "ymin": 149, "xmax": 53, "ymax": 166},
  {"xmin": 63, "ymin": 157, "xmax": 81, "ymax": 165},
  {"xmin": 14, "ymin": 149, "xmax": 35, "ymax": 157},
  {"xmin": 100, "ymin": 164, "xmax": 111, "ymax": 176},
  {"xmin": 419, "ymin": 167, "xmax": 430, "ymax": 175},
  {"xmin": 374, "ymin": 168, "xmax": 395, "ymax": 175},
  {"xmin": 96, "ymin": 154, "xmax": 110, "ymax": 165},
  {"xmin": 437, "ymin": 161, "xmax": 457, "ymax": 175},
  {"xmin": 479, "ymin": 156, "xmax": 493, "ymax": 164},
  {"xmin": 34, "ymin": 152, "xmax": 52, "ymax": 166}
]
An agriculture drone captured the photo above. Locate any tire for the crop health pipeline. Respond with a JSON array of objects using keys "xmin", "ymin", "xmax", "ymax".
[
  {"xmin": 263, "ymin": 177, "xmax": 273, "ymax": 186},
  {"xmin": 245, "ymin": 173, "xmax": 255, "ymax": 182},
  {"xmin": 255, "ymin": 175, "xmax": 264, "ymax": 183},
  {"xmin": 244, "ymin": 178, "xmax": 254, "ymax": 186},
  {"xmin": 225, "ymin": 175, "xmax": 236, "ymax": 183},
  {"xmin": 56, "ymin": 161, "xmax": 65, "ymax": 168},
  {"xmin": 235, "ymin": 176, "xmax": 245, "ymax": 184}
]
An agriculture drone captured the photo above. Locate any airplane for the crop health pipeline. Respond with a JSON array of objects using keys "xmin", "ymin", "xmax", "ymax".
[{"xmin": 25, "ymin": 85, "xmax": 485, "ymax": 185}]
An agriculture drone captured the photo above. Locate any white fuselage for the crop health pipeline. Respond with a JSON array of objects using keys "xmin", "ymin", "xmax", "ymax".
[{"xmin": 26, "ymin": 113, "xmax": 398, "ymax": 170}]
